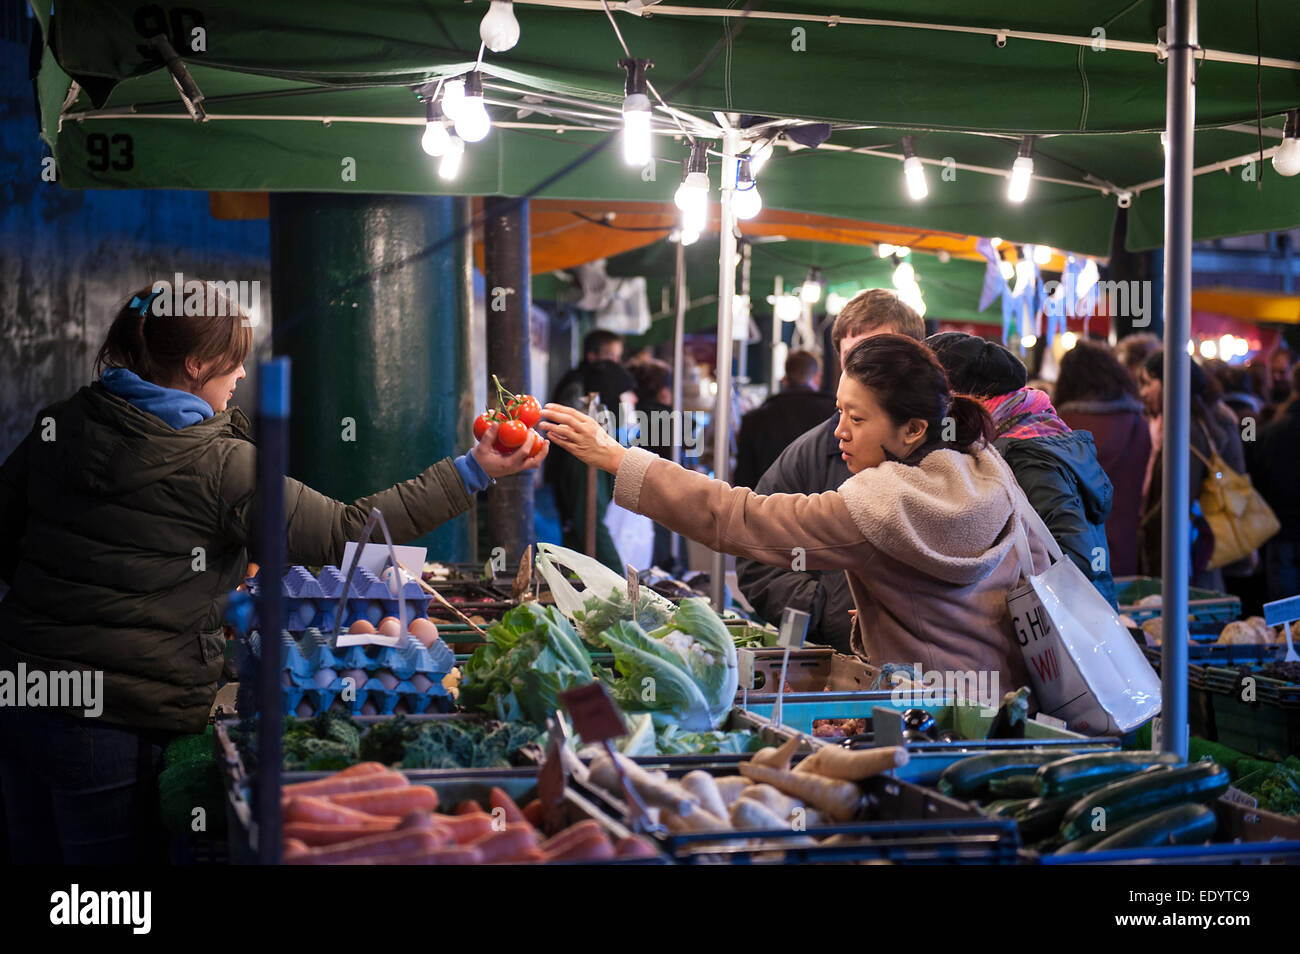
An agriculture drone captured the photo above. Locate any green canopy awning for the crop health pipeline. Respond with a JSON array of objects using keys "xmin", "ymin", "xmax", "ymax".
[{"xmin": 31, "ymin": 1, "xmax": 1300, "ymax": 254}]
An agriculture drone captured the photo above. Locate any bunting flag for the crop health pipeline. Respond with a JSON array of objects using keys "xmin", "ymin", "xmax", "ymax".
[{"xmin": 976, "ymin": 237, "xmax": 1006, "ymax": 313}]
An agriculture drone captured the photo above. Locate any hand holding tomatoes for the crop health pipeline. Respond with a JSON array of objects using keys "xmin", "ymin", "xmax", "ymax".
[{"xmin": 469, "ymin": 378, "xmax": 549, "ymax": 477}]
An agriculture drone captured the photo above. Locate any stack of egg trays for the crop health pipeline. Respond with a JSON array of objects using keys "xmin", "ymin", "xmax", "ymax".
[
  {"xmin": 251, "ymin": 626, "xmax": 455, "ymax": 718},
  {"xmin": 244, "ymin": 565, "xmax": 433, "ymax": 635}
]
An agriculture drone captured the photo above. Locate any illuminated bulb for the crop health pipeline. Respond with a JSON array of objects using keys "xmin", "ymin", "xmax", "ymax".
[
  {"xmin": 1022, "ymin": 334, "xmax": 1038, "ymax": 349},
  {"xmin": 903, "ymin": 155, "xmax": 927, "ymax": 200},
  {"xmin": 1274, "ymin": 111, "xmax": 1300, "ymax": 176},
  {"xmin": 749, "ymin": 140, "xmax": 774, "ymax": 173},
  {"xmin": 1033, "ymin": 244, "xmax": 1052, "ymax": 266},
  {"xmin": 801, "ymin": 278, "xmax": 822, "ymax": 304},
  {"xmin": 454, "ymin": 73, "xmax": 491, "ymax": 143},
  {"xmin": 479, "ymin": 0, "xmax": 520, "ymax": 52},
  {"xmin": 895, "ymin": 246, "xmax": 911, "ymax": 258},
  {"xmin": 675, "ymin": 171, "xmax": 709, "ymax": 234},
  {"xmin": 1200, "ymin": 339, "xmax": 1218, "ymax": 360},
  {"xmin": 622, "ymin": 94, "xmax": 652, "ymax": 166},
  {"xmin": 999, "ymin": 260, "xmax": 1015, "ymax": 281},
  {"xmin": 1008, "ymin": 155, "xmax": 1033, "ymax": 202},
  {"xmin": 826, "ymin": 292, "xmax": 849, "ymax": 316},
  {"xmin": 1060, "ymin": 331, "xmax": 1078, "ymax": 351},
  {"xmin": 892, "ymin": 262, "xmax": 915, "ymax": 289},
  {"xmin": 776, "ymin": 295, "xmax": 801, "ymax": 322},
  {"xmin": 991, "ymin": 237, "xmax": 1003, "ymax": 247},
  {"xmin": 877, "ymin": 243, "xmax": 896, "ymax": 258},
  {"xmin": 421, "ymin": 118, "xmax": 451, "ymax": 157},
  {"xmin": 679, "ymin": 228, "xmax": 699, "ymax": 247},
  {"xmin": 1218, "ymin": 334, "xmax": 1234, "ymax": 359},
  {"xmin": 438, "ymin": 135, "xmax": 464, "ymax": 180},
  {"xmin": 733, "ymin": 157, "xmax": 762, "ymax": 219},
  {"xmin": 441, "ymin": 78, "xmax": 466, "ymax": 121}
]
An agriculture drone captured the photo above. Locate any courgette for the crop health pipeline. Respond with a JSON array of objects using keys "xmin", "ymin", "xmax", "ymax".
[
  {"xmin": 1013, "ymin": 794, "xmax": 1079, "ymax": 844},
  {"xmin": 1086, "ymin": 803, "xmax": 1218, "ymax": 851},
  {"xmin": 1058, "ymin": 761, "xmax": 1230, "ymax": 842},
  {"xmin": 987, "ymin": 774, "xmax": 1043, "ymax": 798},
  {"xmin": 983, "ymin": 798, "xmax": 1035, "ymax": 817},
  {"xmin": 936, "ymin": 751, "xmax": 1066, "ymax": 798},
  {"xmin": 1035, "ymin": 751, "xmax": 1184, "ymax": 798},
  {"xmin": 1054, "ymin": 830, "xmax": 1110, "ymax": 854}
]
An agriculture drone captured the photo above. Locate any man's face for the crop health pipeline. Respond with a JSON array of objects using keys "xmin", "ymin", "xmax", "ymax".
[
  {"xmin": 591, "ymin": 342, "xmax": 624, "ymax": 364},
  {"xmin": 839, "ymin": 328, "xmax": 892, "ymax": 372}
]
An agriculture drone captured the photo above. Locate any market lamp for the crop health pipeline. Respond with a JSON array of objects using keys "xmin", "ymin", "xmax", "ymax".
[
  {"xmin": 674, "ymin": 141, "xmax": 710, "ymax": 235},
  {"xmin": 479, "ymin": 0, "xmax": 521, "ymax": 52},
  {"xmin": 441, "ymin": 77, "xmax": 466, "ymax": 121},
  {"xmin": 454, "ymin": 72, "xmax": 492, "ymax": 143},
  {"xmin": 800, "ymin": 268, "xmax": 823, "ymax": 304},
  {"xmin": 619, "ymin": 58, "xmax": 654, "ymax": 168},
  {"xmin": 420, "ymin": 98, "xmax": 452, "ymax": 157},
  {"xmin": 438, "ymin": 135, "xmax": 465, "ymax": 180},
  {"xmin": 901, "ymin": 135, "xmax": 928, "ymax": 200},
  {"xmin": 749, "ymin": 138, "xmax": 775, "ymax": 174},
  {"xmin": 1007, "ymin": 135, "xmax": 1034, "ymax": 203},
  {"xmin": 1274, "ymin": 109, "xmax": 1300, "ymax": 177},
  {"xmin": 733, "ymin": 156, "xmax": 763, "ymax": 220}
]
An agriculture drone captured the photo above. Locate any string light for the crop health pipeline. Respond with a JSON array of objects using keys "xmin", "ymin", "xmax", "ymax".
[
  {"xmin": 1060, "ymin": 331, "xmax": 1078, "ymax": 351},
  {"xmin": 438, "ymin": 135, "xmax": 465, "ymax": 180},
  {"xmin": 454, "ymin": 72, "xmax": 491, "ymax": 142},
  {"xmin": 1022, "ymin": 334, "xmax": 1038, "ymax": 348},
  {"xmin": 1274, "ymin": 109, "xmax": 1300, "ymax": 177},
  {"xmin": 1033, "ymin": 244, "xmax": 1052, "ymax": 266},
  {"xmin": 774, "ymin": 294, "xmax": 801, "ymax": 322},
  {"xmin": 733, "ymin": 156, "xmax": 763, "ymax": 219},
  {"xmin": 1200, "ymin": 339, "xmax": 1218, "ymax": 359},
  {"xmin": 674, "ymin": 141, "xmax": 710, "ymax": 235},
  {"xmin": 479, "ymin": 0, "xmax": 521, "ymax": 52},
  {"xmin": 421, "ymin": 99, "xmax": 451, "ymax": 157},
  {"xmin": 619, "ymin": 58, "xmax": 653, "ymax": 168},
  {"xmin": 826, "ymin": 292, "xmax": 849, "ymax": 316},
  {"xmin": 441, "ymin": 77, "xmax": 466, "ymax": 121},
  {"xmin": 749, "ymin": 139, "xmax": 774, "ymax": 174},
  {"xmin": 901, "ymin": 135, "xmax": 928, "ymax": 200},
  {"xmin": 1008, "ymin": 136, "xmax": 1034, "ymax": 203},
  {"xmin": 800, "ymin": 268, "xmax": 822, "ymax": 304},
  {"xmin": 877, "ymin": 243, "xmax": 896, "ymax": 258}
]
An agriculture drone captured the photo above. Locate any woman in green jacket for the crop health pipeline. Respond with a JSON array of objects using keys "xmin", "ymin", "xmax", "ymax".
[{"xmin": 0, "ymin": 282, "xmax": 545, "ymax": 864}]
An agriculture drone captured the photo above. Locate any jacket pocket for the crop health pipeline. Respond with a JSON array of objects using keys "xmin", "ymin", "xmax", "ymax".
[{"xmin": 198, "ymin": 628, "xmax": 226, "ymax": 665}]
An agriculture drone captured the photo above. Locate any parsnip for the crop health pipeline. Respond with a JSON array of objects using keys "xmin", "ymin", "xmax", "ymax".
[
  {"xmin": 681, "ymin": 771, "xmax": 729, "ymax": 822},
  {"xmin": 748, "ymin": 733, "xmax": 803, "ymax": 772},
  {"xmin": 590, "ymin": 752, "xmax": 699, "ymax": 816},
  {"xmin": 730, "ymin": 797, "xmax": 789, "ymax": 831},
  {"xmin": 738, "ymin": 762, "xmax": 862, "ymax": 822},
  {"xmin": 737, "ymin": 783, "xmax": 803, "ymax": 820},
  {"xmin": 794, "ymin": 745, "xmax": 908, "ymax": 781},
  {"xmin": 661, "ymin": 806, "xmax": 730, "ymax": 833},
  {"xmin": 712, "ymin": 775, "xmax": 753, "ymax": 807}
]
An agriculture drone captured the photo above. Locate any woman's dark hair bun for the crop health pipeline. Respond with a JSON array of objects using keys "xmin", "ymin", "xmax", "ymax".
[{"xmin": 947, "ymin": 394, "xmax": 996, "ymax": 448}]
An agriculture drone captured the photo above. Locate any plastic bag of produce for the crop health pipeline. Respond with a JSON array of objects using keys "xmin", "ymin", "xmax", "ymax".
[{"xmin": 1006, "ymin": 481, "xmax": 1161, "ymax": 736}]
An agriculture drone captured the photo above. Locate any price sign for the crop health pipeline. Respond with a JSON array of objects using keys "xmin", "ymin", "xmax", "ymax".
[
  {"xmin": 561, "ymin": 683, "xmax": 627, "ymax": 744},
  {"xmin": 1221, "ymin": 786, "xmax": 1258, "ymax": 810},
  {"xmin": 778, "ymin": 607, "xmax": 810, "ymax": 649}
]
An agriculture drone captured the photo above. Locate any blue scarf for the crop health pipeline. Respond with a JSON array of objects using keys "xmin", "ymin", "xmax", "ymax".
[{"xmin": 100, "ymin": 367, "xmax": 214, "ymax": 429}]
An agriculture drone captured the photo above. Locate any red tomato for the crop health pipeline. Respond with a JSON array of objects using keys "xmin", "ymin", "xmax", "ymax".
[
  {"xmin": 495, "ymin": 419, "xmax": 528, "ymax": 449},
  {"xmin": 525, "ymin": 429, "xmax": 544, "ymax": 459},
  {"xmin": 473, "ymin": 410, "xmax": 502, "ymax": 441},
  {"xmin": 510, "ymin": 395, "xmax": 542, "ymax": 428}
]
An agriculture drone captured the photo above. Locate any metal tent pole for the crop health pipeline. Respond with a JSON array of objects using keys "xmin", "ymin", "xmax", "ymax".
[
  {"xmin": 671, "ymin": 237, "xmax": 687, "ymax": 569},
  {"xmin": 710, "ymin": 128, "xmax": 740, "ymax": 611},
  {"xmin": 1160, "ymin": 0, "xmax": 1196, "ymax": 759}
]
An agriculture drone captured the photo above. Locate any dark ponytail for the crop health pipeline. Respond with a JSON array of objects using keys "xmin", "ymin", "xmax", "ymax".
[{"xmin": 843, "ymin": 333, "xmax": 993, "ymax": 453}]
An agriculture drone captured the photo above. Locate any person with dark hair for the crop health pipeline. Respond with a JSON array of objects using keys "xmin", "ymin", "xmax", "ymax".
[
  {"xmin": 625, "ymin": 357, "xmax": 678, "ymax": 571},
  {"xmin": 1213, "ymin": 363, "xmax": 1265, "ymax": 422},
  {"xmin": 735, "ymin": 291, "xmax": 926, "ymax": 653},
  {"xmin": 1137, "ymin": 350, "xmax": 1249, "ymax": 591},
  {"xmin": 543, "ymin": 334, "xmax": 1046, "ymax": 688},
  {"xmin": 0, "ymin": 282, "xmax": 546, "ymax": 864},
  {"xmin": 734, "ymin": 350, "xmax": 838, "ymax": 489},
  {"xmin": 1268, "ymin": 346, "xmax": 1295, "ymax": 406},
  {"xmin": 928, "ymin": 332, "xmax": 1116, "ymax": 608},
  {"xmin": 1246, "ymin": 362, "xmax": 1300, "ymax": 603},
  {"xmin": 1054, "ymin": 339, "xmax": 1152, "ymax": 578},
  {"xmin": 1115, "ymin": 332, "xmax": 1162, "ymax": 385}
]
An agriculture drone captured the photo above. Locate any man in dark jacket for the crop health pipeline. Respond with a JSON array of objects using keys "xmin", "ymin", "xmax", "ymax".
[
  {"xmin": 1247, "ymin": 363, "xmax": 1300, "ymax": 602},
  {"xmin": 736, "ymin": 290, "xmax": 926, "ymax": 653},
  {"xmin": 735, "ymin": 350, "xmax": 838, "ymax": 488},
  {"xmin": 928, "ymin": 332, "xmax": 1117, "ymax": 608}
]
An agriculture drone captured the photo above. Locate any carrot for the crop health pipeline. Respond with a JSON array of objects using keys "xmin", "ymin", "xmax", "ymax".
[
  {"xmin": 738, "ymin": 762, "xmax": 862, "ymax": 822},
  {"xmin": 336, "ymin": 762, "xmax": 390, "ymax": 778},
  {"xmin": 546, "ymin": 832, "xmax": 615, "ymax": 862},
  {"xmin": 455, "ymin": 800, "xmax": 482, "ymax": 816},
  {"xmin": 284, "ymin": 829, "xmax": 445, "ymax": 864},
  {"xmin": 793, "ymin": 745, "xmax": 908, "ymax": 781},
  {"xmin": 282, "ymin": 838, "xmax": 310, "ymax": 858},
  {"xmin": 282, "ymin": 770, "xmax": 408, "ymax": 800},
  {"xmin": 489, "ymin": 787, "xmax": 527, "ymax": 825},
  {"xmin": 330, "ymin": 786, "xmax": 438, "ymax": 817},
  {"xmin": 467, "ymin": 823, "xmax": 538, "ymax": 863},
  {"xmin": 522, "ymin": 799, "xmax": 545, "ymax": 828},
  {"xmin": 283, "ymin": 794, "xmax": 401, "ymax": 828},
  {"xmin": 437, "ymin": 811, "xmax": 496, "ymax": 845},
  {"xmin": 613, "ymin": 835, "xmax": 660, "ymax": 859},
  {"xmin": 539, "ymin": 819, "xmax": 605, "ymax": 856},
  {"xmin": 284, "ymin": 821, "xmax": 404, "ymax": 847}
]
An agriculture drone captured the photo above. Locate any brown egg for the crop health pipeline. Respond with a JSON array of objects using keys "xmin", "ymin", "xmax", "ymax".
[
  {"xmin": 377, "ymin": 616, "xmax": 403, "ymax": 639},
  {"xmin": 409, "ymin": 617, "xmax": 440, "ymax": 648},
  {"xmin": 375, "ymin": 669, "xmax": 399, "ymax": 691},
  {"xmin": 295, "ymin": 701, "xmax": 313, "ymax": 719},
  {"xmin": 348, "ymin": 619, "xmax": 376, "ymax": 635}
]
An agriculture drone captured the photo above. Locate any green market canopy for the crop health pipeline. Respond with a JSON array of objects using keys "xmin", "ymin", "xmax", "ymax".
[{"xmin": 31, "ymin": 1, "xmax": 1300, "ymax": 257}]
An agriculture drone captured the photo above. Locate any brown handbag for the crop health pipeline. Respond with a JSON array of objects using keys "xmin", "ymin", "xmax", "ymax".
[{"xmin": 1189, "ymin": 422, "xmax": 1280, "ymax": 570}]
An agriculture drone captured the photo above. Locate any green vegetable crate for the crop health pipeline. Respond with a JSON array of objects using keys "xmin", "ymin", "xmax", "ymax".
[{"xmin": 1114, "ymin": 576, "xmax": 1241, "ymax": 625}]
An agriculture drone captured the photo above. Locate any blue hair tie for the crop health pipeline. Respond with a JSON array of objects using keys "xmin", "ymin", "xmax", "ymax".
[{"xmin": 129, "ymin": 288, "xmax": 164, "ymax": 317}]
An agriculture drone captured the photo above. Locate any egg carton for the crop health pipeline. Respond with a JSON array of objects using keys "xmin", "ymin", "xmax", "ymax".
[
  {"xmin": 288, "ymin": 681, "xmax": 454, "ymax": 719},
  {"xmin": 243, "ymin": 565, "xmax": 433, "ymax": 634}
]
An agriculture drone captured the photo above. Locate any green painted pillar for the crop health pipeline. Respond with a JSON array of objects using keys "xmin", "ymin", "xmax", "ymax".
[{"xmin": 269, "ymin": 193, "xmax": 475, "ymax": 561}]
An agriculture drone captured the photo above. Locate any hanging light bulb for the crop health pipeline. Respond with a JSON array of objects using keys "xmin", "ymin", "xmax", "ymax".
[
  {"xmin": 749, "ymin": 138, "xmax": 775, "ymax": 174},
  {"xmin": 990, "ymin": 236, "xmax": 1003, "ymax": 247},
  {"xmin": 619, "ymin": 58, "xmax": 654, "ymax": 168},
  {"xmin": 1007, "ymin": 135, "xmax": 1034, "ymax": 203},
  {"xmin": 900, "ymin": 135, "xmax": 928, "ymax": 200},
  {"xmin": 438, "ymin": 135, "xmax": 465, "ymax": 180},
  {"xmin": 441, "ymin": 77, "xmax": 466, "ymax": 121},
  {"xmin": 1200, "ymin": 339, "xmax": 1218, "ymax": 359},
  {"xmin": 1060, "ymin": 331, "xmax": 1079, "ymax": 351},
  {"xmin": 1033, "ymin": 244, "xmax": 1053, "ymax": 266},
  {"xmin": 674, "ymin": 141, "xmax": 709, "ymax": 235},
  {"xmin": 679, "ymin": 228, "xmax": 699, "ymax": 246},
  {"xmin": 421, "ymin": 98, "xmax": 451, "ymax": 157},
  {"xmin": 479, "ymin": 0, "xmax": 521, "ymax": 52},
  {"xmin": 892, "ymin": 261, "xmax": 915, "ymax": 289},
  {"xmin": 775, "ymin": 294, "xmax": 802, "ymax": 322},
  {"xmin": 454, "ymin": 72, "xmax": 491, "ymax": 143},
  {"xmin": 800, "ymin": 268, "xmax": 823, "ymax": 304},
  {"xmin": 733, "ymin": 156, "xmax": 763, "ymax": 219},
  {"xmin": 895, "ymin": 246, "xmax": 911, "ymax": 258},
  {"xmin": 1274, "ymin": 109, "xmax": 1300, "ymax": 177},
  {"xmin": 876, "ymin": 243, "xmax": 896, "ymax": 258},
  {"xmin": 826, "ymin": 292, "xmax": 849, "ymax": 316},
  {"xmin": 1022, "ymin": 334, "xmax": 1038, "ymax": 349}
]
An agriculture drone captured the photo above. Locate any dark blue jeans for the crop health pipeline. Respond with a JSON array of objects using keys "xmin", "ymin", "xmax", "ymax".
[{"xmin": 0, "ymin": 706, "xmax": 172, "ymax": 864}]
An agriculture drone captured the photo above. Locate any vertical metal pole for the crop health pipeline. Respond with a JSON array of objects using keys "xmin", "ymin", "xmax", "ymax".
[
  {"xmin": 671, "ymin": 239, "xmax": 687, "ymax": 568},
  {"xmin": 256, "ymin": 357, "xmax": 289, "ymax": 865},
  {"xmin": 483, "ymin": 196, "xmax": 534, "ymax": 567},
  {"xmin": 1160, "ymin": 0, "xmax": 1196, "ymax": 759},
  {"xmin": 737, "ymin": 242, "xmax": 752, "ymax": 380},
  {"xmin": 711, "ymin": 128, "xmax": 740, "ymax": 611},
  {"xmin": 771, "ymin": 274, "xmax": 783, "ymax": 390}
]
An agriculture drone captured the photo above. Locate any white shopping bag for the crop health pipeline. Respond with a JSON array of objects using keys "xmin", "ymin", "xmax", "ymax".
[
  {"xmin": 1006, "ymin": 486, "xmax": 1162, "ymax": 736},
  {"xmin": 603, "ymin": 500, "xmax": 655, "ymax": 572}
]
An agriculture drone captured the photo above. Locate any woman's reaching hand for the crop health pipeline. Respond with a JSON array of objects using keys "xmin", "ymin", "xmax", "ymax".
[
  {"xmin": 540, "ymin": 404, "xmax": 627, "ymax": 474},
  {"xmin": 470, "ymin": 422, "xmax": 549, "ymax": 478}
]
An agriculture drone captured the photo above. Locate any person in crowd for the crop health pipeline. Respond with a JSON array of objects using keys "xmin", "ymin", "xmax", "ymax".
[
  {"xmin": 1268, "ymin": 346, "xmax": 1295, "ymax": 406},
  {"xmin": 625, "ymin": 357, "xmax": 678, "ymax": 571},
  {"xmin": 1054, "ymin": 338, "xmax": 1152, "ymax": 579},
  {"xmin": 735, "ymin": 289, "xmax": 925, "ymax": 654},
  {"xmin": 929, "ymin": 332, "xmax": 1117, "ymax": 608},
  {"xmin": 546, "ymin": 329, "xmax": 636, "ymax": 572},
  {"xmin": 1115, "ymin": 332, "xmax": 1162, "ymax": 386},
  {"xmin": 734, "ymin": 350, "xmax": 838, "ymax": 489},
  {"xmin": 1137, "ymin": 351, "xmax": 1247, "ymax": 592},
  {"xmin": 0, "ymin": 282, "xmax": 546, "ymax": 864},
  {"xmin": 542, "ymin": 334, "xmax": 1046, "ymax": 689},
  {"xmin": 1247, "ymin": 363, "xmax": 1300, "ymax": 602},
  {"xmin": 1212, "ymin": 362, "xmax": 1265, "ymax": 423}
]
